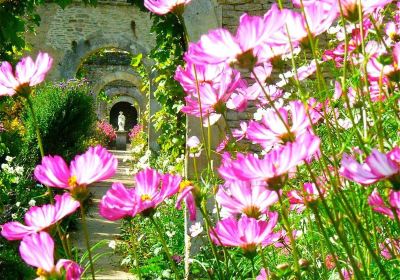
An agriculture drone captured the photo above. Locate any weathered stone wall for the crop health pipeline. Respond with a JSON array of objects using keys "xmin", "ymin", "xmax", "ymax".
[
  {"xmin": 26, "ymin": 0, "xmax": 154, "ymax": 80},
  {"xmin": 217, "ymin": 0, "xmax": 274, "ymax": 32}
]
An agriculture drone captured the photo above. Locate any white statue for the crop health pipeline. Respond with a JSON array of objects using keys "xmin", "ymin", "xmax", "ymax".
[{"xmin": 118, "ymin": 111, "xmax": 126, "ymax": 131}]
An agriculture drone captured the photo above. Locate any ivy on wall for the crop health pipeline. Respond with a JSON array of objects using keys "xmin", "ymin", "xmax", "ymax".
[
  {"xmin": 130, "ymin": 1, "xmax": 186, "ymax": 164},
  {"xmin": 149, "ymin": 14, "xmax": 186, "ymax": 160}
]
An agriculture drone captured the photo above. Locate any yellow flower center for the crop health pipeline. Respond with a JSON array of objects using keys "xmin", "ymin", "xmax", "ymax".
[
  {"xmin": 68, "ymin": 175, "xmax": 78, "ymax": 188},
  {"xmin": 36, "ymin": 268, "xmax": 47, "ymax": 277},
  {"xmin": 243, "ymin": 205, "xmax": 261, "ymax": 219},
  {"xmin": 280, "ymin": 131, "xmax": 295, "ymax": 143},
  {"xmin": 141, "ymin": 194, "xmax": 152, "ymax": 201},
  {"xmin": 179, "ymin": 180, "xmax": 192, "ymax": 193}
]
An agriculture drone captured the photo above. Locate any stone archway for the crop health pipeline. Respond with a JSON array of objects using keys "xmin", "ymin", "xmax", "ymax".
[
  {"xmin": 91, "ymin": 72, "xmax": 144, "ymax": 120},
  {"xmin": 25, "ymin": 1, "xmax": 155, "ymax": 81},
  {"xmin": 105, "ymin": 87, "xmax": 145, "ymax": 120},
  {"xmin": 59, "ymin": 35, "xmax": 149, "ymax": 80}
]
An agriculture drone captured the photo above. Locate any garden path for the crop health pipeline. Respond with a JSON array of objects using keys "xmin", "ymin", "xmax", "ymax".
[{"xmin": 72, "ymin": 149, "xmax": 137, "ymax": 280}]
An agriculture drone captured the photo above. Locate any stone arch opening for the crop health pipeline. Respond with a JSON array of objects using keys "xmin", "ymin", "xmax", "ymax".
[
  {"xmin": 110, "ymin": 101, "xmax": 138, "ymax": 132},
  {"xmin": 59, "ymin": 34, "xmax": 149, "ymax": 80}
]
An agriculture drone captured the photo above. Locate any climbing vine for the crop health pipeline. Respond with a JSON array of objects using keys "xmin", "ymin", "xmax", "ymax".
[{"xmin": 130, "ymin": 1, "xmax": 186, "ymax": 167}]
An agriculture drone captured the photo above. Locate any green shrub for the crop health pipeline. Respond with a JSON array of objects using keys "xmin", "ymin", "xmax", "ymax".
[
  {"xmin": 20, "ymin": 79, "xmax": 96, "ymax": 165},
  {"xmin": 0, "ymin": 79, "xmax": 97, "ymax": 279}
]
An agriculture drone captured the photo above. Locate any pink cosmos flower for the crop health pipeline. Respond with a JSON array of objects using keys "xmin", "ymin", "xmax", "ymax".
[
  {"xmin": 0, "ymin": 52, "xmax": 53, "ymax": 97},
  {"xmin": 273, "ymin": 229, "xmax": 301, "ymax": 250},
  {"xmin": 251, "ymin": 61, "xmax": 273, "ymax": 83},
  {"xmin": 210, "ymin": 214, "xmax": 279, "ymax": 253},
  {"xmin": 246, "ymin": 101, "xmax": 312, "ymax": 150},
  {"xmin": 99, "ymin": 182, "xmax": 138, "ymax": 221},
  {"xmin": 295, "ymin": 61, "xmax": 318, "ymax": 81},
  {"xmin": 1, "ymin": 193, "xmax": 79, "ymax": 240},
  {"xmin": 216, "ymin": 135, "xmax": 230, "ymax": 153},
  {"xmin": 100, "ymin": 168, "xmax": 181, "ymax": 219},
  {"xmin": 323, "ymin": 27, "xmax": 368, "ymax": 67},
  {"xmin": 175, "ymin": 180, "xmax": 197, "ymax": 221},
  {"xmin": 339, "ymin": 0, "xmax": 392, "ymax": 21},
  {"xmin": 380, "ymin": 238, "xmax": 400, "ymax": 259},
  {"xmin": 333, "ymin": 81, "xmax": 357, "ymax": 107},
  {"xmin": 20, "ymin": 231, "xmax": 83, "ymax": 280},
  {"xmin": 323, "ymin": 42, "xmax": 357, "ymax": 67},
  {"xmin": 144, "ymin": 0, "xmax": 191, "ymax": 15},
  {"xmin": 175, "ymin": 62, "xmax": 239, "ymax": 94},
  {"xmin": 341, "ymin": 268, "xmax": 354, "ymax": 280},
  {"xmin": 216, "ymin": 181, "xmax": 278, "ymax": 219},
  {"xmin": 368, "ymin": 188, "xmax": 400, "ymax": 219},
  {"xmin": 307, "ymin": 97, "xmax": 324, "ymax": 124},
  {"xmin": 232, "ymin": 122, "xmax": 248, "ymax": 141},
  {"xmin": 339, "ymin": 147, "xmax": 400, "ymax": 186},
  {"xmin": 219, "ymin": 132, "xmax": 320, "ymax": 188},
  {"xmin": 256, "ymin": 268, "xmax": 270, "ymax": 280},
  {"xmin": 271, "ymin": 1, "xmax": 338, "ymax": 46},
  {"xmin": 226, "ymin": 79, "xmax": 282, "ymax": 111},
  {"xmin": 187, "ymin": 136, "xmax": 200, "ymax": 148},
  {"xmin": 134, "ymin": 168, "xmax": 182, "ymax": 215},
  {"xmin": 287, "ymin": 182, "xmax": 326, "ymax": 213},
  {"xmin": 181, "ymin": 71, "xmax": 240, "ymax": 126},
  {"xmin": 34, "ymin": 145, "xmax": 117, "ymax": 198},
  {"xmin": 385, "ymin": 21, "xmax": 400, "ymax": 43},
  {"xmin": 368, "ymin": 43, "xmax": 400, "ymax": 83},
  {"xmin": 187, "ymin": 5, "xmax": 285, "ymax": 69}
]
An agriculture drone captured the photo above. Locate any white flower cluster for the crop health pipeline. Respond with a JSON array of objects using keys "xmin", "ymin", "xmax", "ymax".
[
  {"xmin": 1, "ymin": 156, "xmax": 25, "ymax": 184},
  {"xmin": 1, "ymin": 156, "xmax": 24, "ymax": 174},
  {"xmin": 189, "ymin": 222, "xmax": 203, "ymax": 238},
  {"xmin": 130, "ymin": 149, "xmax": 152, "ymax": 174}
]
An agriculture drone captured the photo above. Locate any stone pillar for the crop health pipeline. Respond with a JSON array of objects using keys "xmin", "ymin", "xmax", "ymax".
[
  {"xmin": 183, "ymin": 0, "xmax": 221, "ymax": 178},
  {"xmin": 182, "ymin": 1, "xmax": 222, "ymax": 278},
  {"xmin": 116, "ymin": 131, "xmax": 128, "ymax": 150}
]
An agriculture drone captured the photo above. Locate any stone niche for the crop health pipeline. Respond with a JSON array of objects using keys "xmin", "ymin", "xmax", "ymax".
[{"xmin": 109, "ymin": 101, "xmax": 138, "ymax": 132}]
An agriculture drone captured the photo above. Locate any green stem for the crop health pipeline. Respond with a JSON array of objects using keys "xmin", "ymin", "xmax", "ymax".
[
  {"xmin": 311, "ymin": 207, "xmax": 345, "ymax": 280},
  {"xmin": 26, "ymin": 95, "xmax": 73, "ymax": 259},
  {"xmin": 250, "ymin": 257, "xmax": 255, "ymax": 279},
  {"xmin": 277, "ymin": 191, "xmax": 301, "ymax": 279},
  {"xmin": 129, "ymin": 221, "xmax": 142, "ymax": 280},
  {"xmin": 25, "ymin": 96, "xmax": 45, "ymax": 158},
  {"xmin": 391, "ymin": 206, "xmax": 400, "ymax": 230},
  {"xmin": 304, "ymin": 164, "xmax": 364, "ymax": 279},
  {"xmin": 259, "ymin": 247, "xmax": 268, "ymax": 272},
  {"xmin": 80, "ymin": 204, "xmax": 96, "ymax": 280},
  {"xmin": 55, "ymin": 222, "xmax": 71, "ymax": 259},
  {"xmin": 336, "ymin": 188, "xmax": 391, "ymax": 280},
  {"xmin": 149, "ymin": 215, "xmax": 180, "ymax": 280},
  {"xmin": 26, "ymin": 96, "xmax": 54, "ymax": 200},
  {"xmin": 192, "ymin": 156, "xmax": 200, "ymax": 182},
  {"xmin": 193, "ymin": 65, "xmax": 212, "ymax": 172},
  {"xmin": 251, "ymin": 70, "xmax": 292, "ymax": 134},
  {"xmin": 179, "ymin": 14, "xmax": 212, "ymax": 174},
  {"xmin": 199, "ymin": 206, "xmax": 226, "ymax": 280},
  {"xmin": 346, "ymin": 218, "xmax": 369, "ymax": 277}
]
